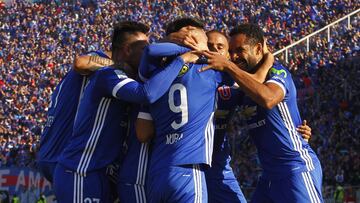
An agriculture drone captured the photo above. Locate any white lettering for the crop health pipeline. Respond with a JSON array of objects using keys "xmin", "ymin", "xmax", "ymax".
[
  {"xmin": 15, "ymin": 170, "xmax": 25, "ymax": 191},
  {"xmin": 166, "ymin": 133, "xmax": 184, "ymax": 144},
  {"xmin": 0, "ymin": 169, "xmax": 10, "ymax": 191}
]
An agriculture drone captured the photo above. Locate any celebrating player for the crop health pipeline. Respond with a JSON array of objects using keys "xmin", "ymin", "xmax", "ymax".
[
  {"xmin": 37, "ymin": 50, "xmax": 112, "ymax": 183},
  {"xmin": 200, "ymin": 23, "xmax": 323, "ymax": 203},
  {"xmin": 53, "ymin": 21, "xmax": 195, "ymax": 203}
]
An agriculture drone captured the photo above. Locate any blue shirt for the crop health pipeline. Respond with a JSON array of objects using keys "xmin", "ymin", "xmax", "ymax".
[
  {"xmin": 141, "ymin": 43, "xmax": 232, "ymax": 172},
  {"xmin": 240, "ymin": 62, "xmax": 319, "ymax": 180},
  {"xmin": 58, "ymin": 56, "xmax": 186, "ymax": 176},
  {"xmin": 38, "ymin": 50, "xmax": 109, "ymax": 163},
  {"xmin": 205, "ymin": 85, "xmax": 244, "ymax": 180},
  {"xmin": 118, "ymin": 105, "xmax": 151, "ymax": 186}
]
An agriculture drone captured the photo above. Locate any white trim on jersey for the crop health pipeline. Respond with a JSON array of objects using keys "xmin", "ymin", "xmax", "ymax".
[
  {"xmin": 137, "ymin": 112, "xmax": 153, "ymax": 121},
  {"xmin": 134, "ymin": 143, "xmax": 149, "ymax": 203},
  {"xmin": 278, "ymin": 102, "xmax": 314, "ymax": 172},
  {"xmin": 76, "ymin": 98, "xmax": 111, "ymax": 176},
  {"xmin": 266, "ymin": 80, "xmax": 286, "ymax": 96},
  {"xmin": 54, "ymin": 80, "xmax": 64, "ymax": 108},
  {"xmin": 205, "ymin": 112, "xmax": 215, "ymax": 165},
  {"xmin": 112, "ymin": 78, "xmax": 135, "ymax": 98},
  {"xmin": 74, "ymin": 76, "xmax": 87, "ymax": 126},
  {"xmin": 302, "ymin": 171, "xmax": 321, "ymax": 203},
  {"xmin": 193, "ymin": 164, "xmax": 202, "ymax": 203}
]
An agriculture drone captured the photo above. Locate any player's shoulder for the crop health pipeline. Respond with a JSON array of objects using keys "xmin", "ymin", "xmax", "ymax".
[{"xmin": 269, "ymin": 62, "xmax": 291, "ymax": 77}]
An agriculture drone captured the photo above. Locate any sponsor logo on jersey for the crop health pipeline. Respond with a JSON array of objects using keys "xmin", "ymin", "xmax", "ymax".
[
  {"xmin": 218, "ymin": 86, "xmax": 231, "ymax": 100},
  {"xmin": 239, "ymin": 105, "xmax": 257, "ymax": 120},
  {"xmin": 270, "ymin": 67, "xmax": 287, "ymax": 78},
  {"xmin": 247, "ymin": 119, "xmax": 266, "ymax": 130},
  {"xmin": 215, "ymin": 109, "xmax": 229, "ymax": 119},
  {"xmin": 177, "ymin": 64, "xmax": 189, "ymax": 77}
]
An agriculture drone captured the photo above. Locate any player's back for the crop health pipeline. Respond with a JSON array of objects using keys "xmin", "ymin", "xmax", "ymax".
[
  {"xmin": 240, "ymin": 62, "xmax": 319, "ymax": 180},
  {"xmin": 38, "ymin": 69, "xmax": 86, "ymax": 163},
  {"xmin": 149, "ymin": 62, "xmax": 229, "ymax": 172},
  {"xmin": 58, "ymin": 67, "xmax": 128, "ymax": 176}
]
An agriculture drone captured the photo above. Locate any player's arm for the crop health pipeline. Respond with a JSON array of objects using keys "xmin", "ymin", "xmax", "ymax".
[
  {"xmin": 146, "ymin": 42, "xmax": 190, "ymax": 57},
  {"xmin": 200, "ymin": 51, "xmax": 283, "ymax": 109},
  {"xmin": 138, "ymin": 42, "xmax": 191, "ymax": 81},
  {"xmin": 297, "ymin": 120, "xmax": 312, "ymax": 142},
  {"xmin": 135, "ymin": 109, "xmax": 154, "ymax": 143},
  {"xmin": 74, "ymin": 52, "xmax": 113, "ymax": 75},
  {"xmin": 110, "ymin": 52, "xmax": 197, "ymax": 104}
]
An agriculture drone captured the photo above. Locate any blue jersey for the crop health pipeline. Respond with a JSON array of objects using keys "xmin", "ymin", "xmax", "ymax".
[
  {"xmin": 58, "ymin": 56, "xmax": 187, "ymax": 176},
  {"xmin": 118, "ymin": 105, "xmax": 150, "ymax": 186},
  {"xmin": 240, "ymin": 62, "xmax": 319, "ymax": 180},
  {"xmin": 38, "ymin": 50, "xmax": 109, "ymax": 163},
  {"xmin": 142, "ymin": 44, "xmax": 231, "ymax": 172},
  {"xmin": 206, "ymin": 85, "xmax": 244, "ymax": 180}
]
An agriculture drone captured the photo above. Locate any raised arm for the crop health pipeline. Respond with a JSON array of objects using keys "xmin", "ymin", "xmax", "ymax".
[
  {"xmin": 74, "ymin": 51, "xmax": 113, "ymax": 75},
  {"xmin": 199, "ymin": 51, "xmax": 282, "ymax": 109},
  {"xmin": 112, "ymin": 52, "xmax": 197, "ymax": 104}
]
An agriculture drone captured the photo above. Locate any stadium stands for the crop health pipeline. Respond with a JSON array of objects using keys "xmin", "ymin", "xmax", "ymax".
[{"xmin": 0, "ymin": 0, "xmax": 359, "ymax": 201}]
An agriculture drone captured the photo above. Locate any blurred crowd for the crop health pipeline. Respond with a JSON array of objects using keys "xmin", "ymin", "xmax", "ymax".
[{"xmin": 0, "ymin": 0, "xmax": 359, "ymax": 191}]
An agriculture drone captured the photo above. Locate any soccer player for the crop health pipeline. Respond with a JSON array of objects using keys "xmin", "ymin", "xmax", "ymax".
[
  {"xmin": 53, "ymin": 21, "xmax": 195, "ymax": 203},
  {"xmin": 205, "ymin": 30, "xmax": 313, "ymax": 203},
  {"xmin": 205, "ymin": 30, "xmax": 248, "ymax": 203},
  {"xmin": 37, "ymin": 50, "xmax": 112, "ymax": 183},
  {"xmin": 200, "ymin": 23, "xmax": 323, "ymax": 203},
  {"xmin": 117, "ymin": 27, "xmax": 202, "ymax": 203}
]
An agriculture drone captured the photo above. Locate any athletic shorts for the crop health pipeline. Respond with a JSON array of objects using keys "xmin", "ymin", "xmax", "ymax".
[
  {"xmin": 53, "ymin": 164, "xmax": 111, "ymax": 203},
  {"xmin": 251, "ymin": 162, "xmax": 323, "ymax": 203},
  {"xmin": 147, "ymin": 164, "xmax": 207, "ymax": 203}
]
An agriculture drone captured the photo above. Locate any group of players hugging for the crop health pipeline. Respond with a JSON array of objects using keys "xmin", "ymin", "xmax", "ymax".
[{"xmin": 37, "ymin": 17, "xmax": 323, "ymax": 203}]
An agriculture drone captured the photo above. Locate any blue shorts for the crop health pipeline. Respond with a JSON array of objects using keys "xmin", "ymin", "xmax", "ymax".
[
  {"xmin": 53, "ymin": 164, "xmax": 111, "ymax": 203},
  {"xmin": 37, "ymin": 161, "xmax": 56, "ymax": 183},
  {"xmin": 207, "ymin": 178, "xmax": 247, "ymax": 203},
  {"xmin": 251, "ymin": 162, "xmax": 323, "ymax": 203},
  {"xmin": 147, "ymin": 164, "xmax": 207, "ymax": 203},
  {"xmin": 118, "ymin": 182, "xmax": 146, "ymax": 203}
]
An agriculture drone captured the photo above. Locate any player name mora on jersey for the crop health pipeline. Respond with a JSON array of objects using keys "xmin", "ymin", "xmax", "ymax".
[{"xmin": 166, "ymin": 133, "xmax": 184, "ymax": 145}]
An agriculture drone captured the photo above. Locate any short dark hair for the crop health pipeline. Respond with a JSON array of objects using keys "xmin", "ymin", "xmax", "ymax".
[
  {"xmin": 111, "ymin": 21, "xmax": 150, "ymax": 53},
  {"xmin": 230, "ymin": 23, "xmax": 264, "ymax": 46},
  {"xmin": 165, "ymin": 17, "xmax": 204, "ymax": 36}
]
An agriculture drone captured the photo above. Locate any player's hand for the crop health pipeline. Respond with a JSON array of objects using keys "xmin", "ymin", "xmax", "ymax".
[
  {"xmin": 180, "ymin": 51, "xmax": 200, "ymax": 63},
  {"xmin": 196, "ymin": 50, "xmax": 231, "ymax": 72},
  {"xmin": 296, "ymin": 120, "xmax": 312, "ymax": 142},
  {"xmin": 164, "ymin": 26, "xmax": 200, "ymax": 51}
]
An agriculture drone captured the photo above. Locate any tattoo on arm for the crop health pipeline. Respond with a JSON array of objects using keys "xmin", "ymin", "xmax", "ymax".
[{"xmin": 88, "ymin": 55, "xmax": 114, "ymax": 67}]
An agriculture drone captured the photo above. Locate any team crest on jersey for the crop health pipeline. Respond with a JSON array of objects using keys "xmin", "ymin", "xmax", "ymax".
[
  {"xmin": 218, "ymin": 86, "xmax": 231, "ymax": 100},
  {"xmin": 239, "ymin": 105, "xmax": 257, "ymax": 120},
  {"xmin": 177, "ymin": 64, "xmax": 189, "ymax": 77}
]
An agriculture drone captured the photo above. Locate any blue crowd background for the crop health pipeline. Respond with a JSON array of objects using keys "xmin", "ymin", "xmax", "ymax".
[{"xmin": 0, "ymin": 0, "xmax": 359, "ymax": 201}]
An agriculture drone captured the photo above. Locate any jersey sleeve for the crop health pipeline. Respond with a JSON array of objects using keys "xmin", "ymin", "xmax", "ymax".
[
  {"xmin": 147, "ymin": 43, "xmax": 190, "ymax": 57},
  {"xmin": 102, "ymin": 57, "xmax": 186, "ymax": 104},
  {"xmin": 265, "ymin": 67, "xmax": 290, "ymax": 98},
  {"xmin": 139, "ymin": 43, "xmax": 190, "ymax": 82}
]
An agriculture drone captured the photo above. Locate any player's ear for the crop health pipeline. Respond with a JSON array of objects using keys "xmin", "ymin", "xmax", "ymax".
[{"xmin": 255, "ymin": 42, "xmax": 263, "ymax": 56}]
